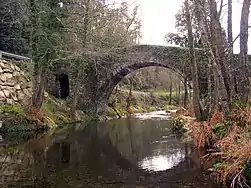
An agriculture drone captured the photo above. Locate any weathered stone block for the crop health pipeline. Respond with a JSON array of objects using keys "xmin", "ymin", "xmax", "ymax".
[
  {"xmin": 23, "ymin": 88, "xmax": 31, "ymax": 97},
  {"xmin": 3, "ymin": 68, "xmax": 13, "ymax": 73},
  {"xmin": 3, "ymin": 90, "xmax": 10, "ymax": 98},
  {"xmin": 0, "ymin": 91, "xmax": 5, "ymax": 101},
  {"xmin": 2, "ymin": 79, "xmax": 15, "ymax": 87},
  {"xmin": 17, "ymin": 90, "xmax": 25, "ymax": 101},
  {"xmin": 14, "ymin": 65, "xmax": 21, "ymax": 72},
  {"xmin": 0, "ymin": 85, "xmax": 13, "ymax": 91},
  {"xmin": 13, "ymin": 71, "xmax": 20, "ymax": 77},
  {"xmin": 14, "ymin": 84, "xmax": 21, "ymax": 90},
  {"xmin": 11, "ymin": 93, "xmax": 18, "ymax": 101},
  {"xmin": 10, "ymin": 64, "xmax": 15, "ymax": 70},
  {"xmin": 0, "ymin": 74, "xmax": 7, "ymax": 82},
  {"xmin": 6, "ymin": 98, "xmax": 13, "ymax": 105},
  {"xmin": 1, "ymin": 73, "xmax": 13, "ymax": 82},
  {"xmin": 0, "ymin": 61, "xmax": 6, "ymax": 68},
  {"xmin": 20, "ymin": 71, "xmax": 25, "ymax": 76}
]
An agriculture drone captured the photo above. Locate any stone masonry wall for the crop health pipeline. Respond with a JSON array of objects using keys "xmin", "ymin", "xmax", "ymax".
[{"xmin": 0, "ymin": 59, "xmax": 32, "ymax": 105}]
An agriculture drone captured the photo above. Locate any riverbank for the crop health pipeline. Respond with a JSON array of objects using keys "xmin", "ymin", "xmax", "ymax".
[
  {"xmin": 0, "ymin": 94, "xmax": 88, "ymax": 133},
  {"xmin": 0, "ymin": 89, "xmax": 179, "ymax": 133},
  {"xmin": 176, "ymin": 105, "xmax": 251, "ymax": 187},
  {"xmin": 107, "ymin": 88, "xmax": 182, "ymax": 118}
]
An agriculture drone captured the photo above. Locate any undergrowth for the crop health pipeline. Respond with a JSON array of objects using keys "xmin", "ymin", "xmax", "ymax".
[{"xmin": 191, "ymin": 104, "xmax": 251, "ymax": 187}]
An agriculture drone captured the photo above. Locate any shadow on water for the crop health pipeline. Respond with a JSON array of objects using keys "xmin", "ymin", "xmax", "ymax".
[{"xmin": 0, "ymin": 111, "xmax": 220, "ymax": 188}]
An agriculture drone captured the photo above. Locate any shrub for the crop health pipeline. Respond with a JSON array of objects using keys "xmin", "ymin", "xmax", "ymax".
[{"xmin": 171, "ymin": 116, "xmax": 187, "ymax": 133}]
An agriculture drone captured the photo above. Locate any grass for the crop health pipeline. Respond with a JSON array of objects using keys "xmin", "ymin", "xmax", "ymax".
[
  {"xmin": 108, "ymin": 88, "xmax": 184, "ymax": 117},
  {"xmin": 0, "ymin": 94, "xmax": 81, "ymax": 132}
]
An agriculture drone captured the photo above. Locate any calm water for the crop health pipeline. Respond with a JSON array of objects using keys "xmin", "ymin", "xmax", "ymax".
[{"xmin": 0, "ymin": 111, "xmax": 219, "ymax": 188}]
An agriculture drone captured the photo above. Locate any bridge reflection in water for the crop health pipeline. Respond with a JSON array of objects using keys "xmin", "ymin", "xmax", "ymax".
[{"xmin": 0, "ymin": 112, "xmax": 219, "ymax": 188}]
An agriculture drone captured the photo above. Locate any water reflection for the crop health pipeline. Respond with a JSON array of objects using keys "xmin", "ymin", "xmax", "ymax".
[
  {"xmin": 133, "ymin": 110, "xmax": 171, "ymax": 120},
  {"xmin": 139, "ymin": 150, "xmax": 185, "ymax": 171},
  {"xmin": 0, "ymin": 114, "xmax": 219, "ymax": 188}
]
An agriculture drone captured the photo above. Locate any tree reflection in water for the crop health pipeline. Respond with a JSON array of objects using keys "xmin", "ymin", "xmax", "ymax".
[{"xmin": 0, "ymin": 117, "xmax": 219, "ymax": 188}]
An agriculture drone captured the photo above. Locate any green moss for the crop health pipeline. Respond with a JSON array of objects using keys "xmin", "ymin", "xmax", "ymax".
[
  {"xmin": 0, "ymin": 104, "xmax": 25, "ymax": 115},
  {"xmin": 43, "ymin": 102, "xmax": 55, "ymax": 113}
]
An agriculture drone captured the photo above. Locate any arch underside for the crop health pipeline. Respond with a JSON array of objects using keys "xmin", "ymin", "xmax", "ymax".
[{"xmin": 104, "ymin": 61, "xmax": 187, "ymax": 100}]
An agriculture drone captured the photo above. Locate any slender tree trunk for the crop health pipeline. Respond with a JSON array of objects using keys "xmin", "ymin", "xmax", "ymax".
[
  {"xmin": 207, "ymin": 64, "xmax": 212, "ymax": 114},
  {"xmin": 185, "ymin": 0, "xmax": 202, "ymax": 120},
  {"xmin": 194, "ymin": 0, "xmax": 229, "ymax": 115},
  {"xmin": 183, "ymin": 77, "xmax": 188, "ymax": 108},
  {"xmin": 32, "ymin": 64, "xmax": 47, "ymax": 108},
  {"xmin": 126, "ymin": 77, "xmax": 133, "ymax": 113},
  {"xmin": 169, "ymin": 74, "xmax": 172, "ymax": 105},
  {"xmin": 210, "ymin": 0, "xmax": 232, "ymax": 102},
  {"xmin": 177, "ymin": 83, "xmax": 181, "ymax": 105},
  {"xmin": 228, "ymin": 0, "xmax": 236, "ymax": 97},
  {"xmin": 239, "ymin": 0, "xmax": 251, "ymax": 102}
]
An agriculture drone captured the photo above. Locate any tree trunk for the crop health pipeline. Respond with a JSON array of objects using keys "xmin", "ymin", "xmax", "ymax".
[
  {"xmin": 169, "ymin": 74, "xmax": 173, "ymax": 105},
  {"xmin": 178, "ymin": 82, "xmax": 181, "ymax": 105},
  {"xmin": 238, "ymin": 0, "xmax": 251, "ymax": 102},
  {"xmin": 194, "ymin": 0, "xmax": 230, "ymax": 115},
  {"xmin": 183, "ymin": 77, "xmax": 188, "ymax": 108},
  {"xmin": 185, "ymin": 0, "xmax": 202, "ymax": 120},
  {"xmin": 210, "ymin": 0, "xmax": 232, "ymax": 102},
  {"xmin": 32, "ymin": 66, "xmax": 47, "ymax": 108},
  {"xmin": 228, "ymin": 0, "xmax": 236, "ymax": 97},
  {"xmin": 126, "ymin": 77, "xmax": 133, "ymax": 113}
]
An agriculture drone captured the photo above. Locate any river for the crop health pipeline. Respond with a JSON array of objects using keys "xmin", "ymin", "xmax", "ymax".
[{"xmin": 0, "ymin": 111, "xmax": 219, "ymax": 188}]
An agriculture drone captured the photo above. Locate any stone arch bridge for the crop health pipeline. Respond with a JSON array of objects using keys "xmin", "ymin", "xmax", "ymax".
[
  {"xmin": 52, "ymin": 45, "xmax": 250, "ymax": 115},
  {"xmin": 63, "ymin": 45, "xmax": 209, "ymax": 115}
]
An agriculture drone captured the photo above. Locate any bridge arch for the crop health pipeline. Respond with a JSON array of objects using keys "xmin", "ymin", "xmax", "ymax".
[
  {"xmin": 79, "ymin": 45, "xmax": 208, "ymax": 115},
  {"xmin": 105, "ymin": 61, "xmax": 186, "ymax": 99}
]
